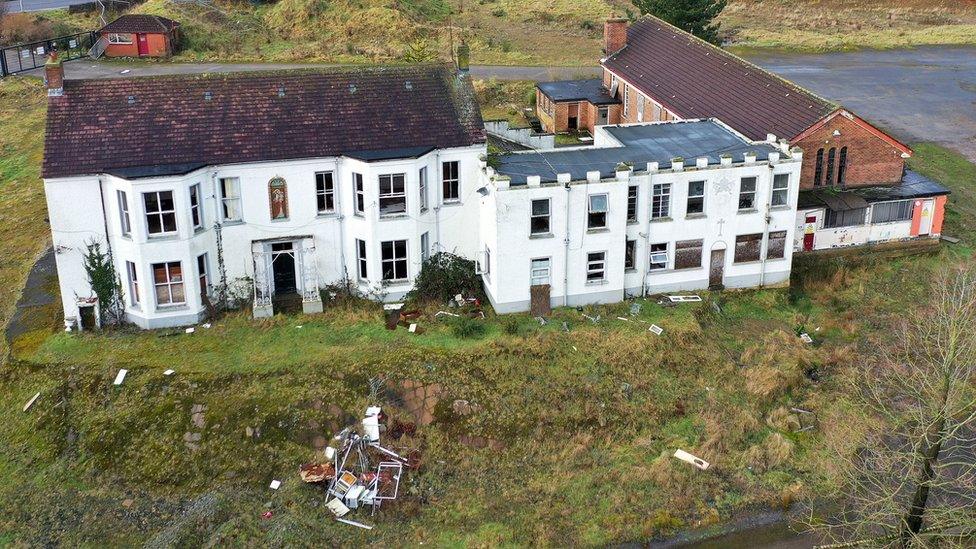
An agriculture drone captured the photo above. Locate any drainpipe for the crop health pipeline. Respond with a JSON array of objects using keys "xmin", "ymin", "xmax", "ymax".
[
  {"xmin": 96, "ymin": 176, "xmax": 112, "ymax": 254},
  {"xmin": 563, "ymin": 181, "xmax": 571, "ymax": 307},
  {"xmin": 336, "ymin": 157, "xmax": 348, "ymax": 281},
  {"xmin": 759, "ymin": 165, "xmax": 774, "ymax": 287},
  {"xmin": 434, "ymin": 151, "xmax": 442, "ymax": 251}
]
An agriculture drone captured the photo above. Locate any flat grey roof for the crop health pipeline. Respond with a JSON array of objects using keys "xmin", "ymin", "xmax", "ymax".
[
  {"xmin": 494, "ymin": 120, "xmax": 780, "ymax": 185},
  {"xmin": 536, "ymin": 79, "xmax": 620, "ymax": 106},
  {"xmin": 797, "ymin": 170, "xmax": 950, "ymax": 210}
]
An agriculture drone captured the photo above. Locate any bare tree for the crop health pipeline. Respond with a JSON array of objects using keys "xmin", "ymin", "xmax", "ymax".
[{"xmin": 814, "ymin": 268, "xmax": 976, "ymax": 548}]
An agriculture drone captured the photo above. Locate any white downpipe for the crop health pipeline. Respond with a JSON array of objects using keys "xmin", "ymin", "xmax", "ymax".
[
  {"xmin": 336, "ymin": 157, "xmax": 348, "ymax": 280},
  {"xmin": 563, "ymin": 182, "xmax": 571, "ymax": 307}
]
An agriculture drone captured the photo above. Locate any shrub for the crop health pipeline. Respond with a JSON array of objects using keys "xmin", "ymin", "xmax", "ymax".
[
  {"xmin": 407, "ymin": 252, "xmax": 482, "ymax": 303},
  {"xmin": 503, "ymin": 316, "xmax": 519, "ymax": 335},
  {"xmin": 0, "ymin": 13, "xmax": 53, "ymax": 46},
  {"xmin": 452, "ymin": 316, "xmax": 486, "ymax": 339}
]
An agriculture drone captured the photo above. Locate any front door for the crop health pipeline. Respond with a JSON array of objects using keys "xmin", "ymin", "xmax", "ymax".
[
  {"xmin": 709, "ymin": 249, "xmax": 725, "ymax": 289},
  {"xmin": 271, "ymin": 242, "xmax": 297, "ymax": 294},
  {"xmin": 803, "ymin": 215, "xmax": 816, "ymax": 251},
  {"xmin": 137, "ymin": 34, "xmax": 149, "ymax": 56},
  {"xmin": 918, "ymin": 199, "xmax": 934, "ymax": 235}
]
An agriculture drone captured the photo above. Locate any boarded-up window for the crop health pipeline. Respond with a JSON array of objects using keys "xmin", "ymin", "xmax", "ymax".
[
  {"xmin": 734, "ymin": 233, "xmax": 762, "ymax": 264},
  {"xmin": 767, "ymin": 231, "xmax": 787, "ymax": 260},
  {"xmin": 674, "ymin": 239, "xmax": 703, "ymax": 269}
]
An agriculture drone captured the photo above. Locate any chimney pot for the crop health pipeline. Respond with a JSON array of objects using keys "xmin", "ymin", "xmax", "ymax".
[
  {"xmin": 44, "ymin": 52, "xmax": 64, "ymax": 97},
  {"xmin": 603, "ymin": 18, "xmax": 628, "ymax": 56}
]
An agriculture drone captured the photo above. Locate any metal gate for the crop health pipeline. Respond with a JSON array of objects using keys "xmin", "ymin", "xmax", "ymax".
[{"xmin": 1, "ymin": 31, "xmax": 95, "ymax": 77}]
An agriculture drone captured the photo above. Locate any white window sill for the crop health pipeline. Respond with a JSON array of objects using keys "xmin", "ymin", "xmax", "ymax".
[
  {"xmin": 733, "ymin": 259, "xmax": 762, "ymax": 266},
  {"xmin": 441, "ymin": 200, "xmax": 462, "ymax": 207},
  {"xmin": 650, "ymin": 217, "xmax": 672, "ymax": 223},
  {"xmin": 586, "ymin": 227, "xmax": 610, "ymax": 234},
  {"xmin": 379, "ymin": 214, "xmax": 410, "ymax": 221},
  {"xmin": 529, "ymin": 232, "xmax": 555, "ymax": 240},
  {"xmin": 685, "ymin": 213, "xmax": 706, "ymax": 220},
  {"xmin": 647, "ymin": 267, "xmax": 668, "ymax": 273},
  {"xmin": 154, "ymin": 304, "xmax": 189, "ymax": 313},
  {"xmin": 769, "ymin": 205, "xmax": 791, "ymax": 212},
  {"xmin": 585, "ymin": 279, "xmax": 608, "ymax": 286},
  {"xmin": 147, "ymin": 234, "xmax": 179, "ymax": 242},
  {"xmin": 737, "ymin": 208, "xmax": 758, "ymax": 214},
  {"xmin": 316, "ymin": 211, "xmax": 338, "ymax": 218},
  {"xmin": 221, "ymin": 219, "xmax": 244, "ymax": 226},
  {"xmin": 381, "ymin": 279, "xmax": 411, "ymax": 287},
  {"xmin": 626, "ymin": 220, "xmax": 639, "ymax": 225}
]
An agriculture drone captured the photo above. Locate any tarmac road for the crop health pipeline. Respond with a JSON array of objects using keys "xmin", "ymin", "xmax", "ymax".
[
  {"xmin": 2, "ymin": 0, "xmax": 92, "ymax": 13},
  {"xmin": 17, "ymin": 45, "xmax": 976, "ymax": 160}
]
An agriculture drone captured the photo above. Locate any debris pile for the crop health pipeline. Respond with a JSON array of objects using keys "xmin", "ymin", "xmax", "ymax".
[{"xmin": 300, "ymin": 406, "xmax": 411, "ymax": 529}]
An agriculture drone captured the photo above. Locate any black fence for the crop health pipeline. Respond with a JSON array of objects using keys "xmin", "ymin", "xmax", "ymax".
[{"xmin": 0, "ymin": 31, "xmax": 95, "ymax": 77}]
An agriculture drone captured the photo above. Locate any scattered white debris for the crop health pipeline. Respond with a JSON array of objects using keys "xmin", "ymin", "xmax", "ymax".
[
  {"xmin": 648, "ymin": 324, "xmax": 663, "ymax": 335},
  {"xmin": 296, "ymin": 325, "xmax": 304, "ymax": 329},
  {"xmin": 408, "ymin": 323, "xmax": 417, "ymax": 333},
  {"xmin": 120, "ymin": 69, "xmax": 130, "ymax": 74},
  {"xmin": 185, "ymin": 327, "xmax": 195, "ymax": 334},
  {"xmin": 23, "ymin": 392, "xmax": 40, "ymax": 412},
  {"xmin": 581, "ymin": 313, "xmax": 600, "ymax": 323},
  {"xmin": 673, "ymin": 449, "xmax": 710, "ymax": 470},
  {"xmin": 269, "ymin": 480, "xmax": 281, "ymax": 490},
  {"xmin": 572, "ymin": 346, "xmax": 578, "ymax": 352},
  {"xmin": 113, "ymin": 369, "xmax": 128, "ymax": 386},
  {"xmin": 435, "ymin": 311, "xmax": 460, "ymax": 318},
  {"xmin": 202, "ymin": 323, "xmax": 212, "ymax": 329},
  {"xmin": 667, "ymin": 295, "xmax": 702, "ymax": 303},
  {"xmin": 616, "ymin": 317, "xmax": 629, "ymax": 322},
  {"xmin": 337, "ymin": 517, "xmax": 374, "ymax": 530},
  {"xmin": 163, "ymin": 369, "xmax": 175, "ymax": 376},
  {"xmin": 382, "ymin": 303, "xmax": 404, "ymax": 311},
  {"xmin": 327, "ymin": 498, "xmax": 350, "ymax": 517},
  {"xmin": 362, "ymin": 407, "xmax": 381, "ymax": 443},
  {"xmin": 800, "ymin": 333, "xmax": 813, "ymax": 344}
]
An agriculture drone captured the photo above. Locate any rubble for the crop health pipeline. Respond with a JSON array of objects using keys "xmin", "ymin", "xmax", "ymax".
[
  {"xmin": 648, "ymin": 324, "xmax": 664, "ymax": 335},
  {"xmin": 302, "ymin": 406, "xmax": 412, "ymax": 527},
  {"xmin": 666, "ymin": 295, "xmax": 702, "ymax": 303}
]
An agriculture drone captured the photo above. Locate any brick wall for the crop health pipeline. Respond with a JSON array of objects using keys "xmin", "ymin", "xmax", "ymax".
[
  {"xmin": 793, "ymin": 113, "xmax": 906, "ymax": 190},
  {"xmin": 604, "ymin": 18, "xmax": 628, "ymax": 56},
  {"xmin": 102, "ymin": 32, "xmax": 173, "ymax": 58}
]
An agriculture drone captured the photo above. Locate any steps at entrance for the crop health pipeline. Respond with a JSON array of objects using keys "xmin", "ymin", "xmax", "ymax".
[{"xmin": 272, "ymin": 292, "xmax": 304, "ymax": 315}]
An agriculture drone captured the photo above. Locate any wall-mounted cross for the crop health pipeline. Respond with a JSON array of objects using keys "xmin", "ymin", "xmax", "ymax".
[{"xmin": 716, "ymin": 218, "xmax": 726, "ymax": 236}]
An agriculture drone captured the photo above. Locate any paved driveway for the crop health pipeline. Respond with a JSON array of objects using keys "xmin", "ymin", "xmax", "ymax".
[{"xmin": 19, "ymin": 46, "xmax": 976, "ymax": 160}]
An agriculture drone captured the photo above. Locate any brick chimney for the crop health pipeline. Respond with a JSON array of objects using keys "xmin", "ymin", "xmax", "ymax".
[
  {"xmin": 604, "ymin": 18, "xmax": 628, "ymax": 56},
  {"xmin": 44, "ymin": 52, "xmax": 64, "ymax": 97}
]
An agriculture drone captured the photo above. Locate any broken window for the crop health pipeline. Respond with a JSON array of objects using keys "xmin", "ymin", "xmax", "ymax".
[
  {"xmin": 442, "ymin": 161, "xmax": 460, "ymax": 202},
  {"xmin": 627, "ymin": 185, "xmax": 638, "ymax": 223},
  {"xmin": 625, "ymin": 239, "xmax": 637, "ymax": 270},
  {"xmin": 143, "ymin": 190, "xmax": 177, "ymax": 235},
  {"xmin": 378, "ymin": 174, "xmax": 407, "ymax": 216},
  {"xmin": 356, "ymin": 239, "xmax": 368, "ymax": 280},
  {"xmin": 419, "ymin": 166, "xmax": 429, "ymax": 213},
  {"xmin": 651, "ymin": 183, "xmax": 671, "ymax": 219},
  {"xmin": 674, "ymin": 239, "xmax": 703, "ymax": 269},
  {"xmin": 420, "ymin": 232, "xmax": 430, "ymax": 263},
  {"xmin": 738, "ymin": 177, "xmax": 757, "ymax": 210},
  {"xmin": 871, "ymin": 200, "xmax": 913, "ymax": 224},
  {"xmin": 814, "ymin": 148, "xmax": 825, "ymax": 186},
  {"xmin": 767, "ymin": 231, "xmax": 787, "ymax": 260},
  {"xmin": 117, "ymin": 190, "xmax": 131, "ymax": 237},
  {"xmin": 197, "ymin": 253, "xmax": 209, "ymax": 298},
  {"xmin": 586, "ymin": 251, "xmax": 606, "ymax": 282},
  {"xmin": 824, "ymin": 208, "xmax": 867, "ymax": 228},
  {"xmin": 530, "ymin": 258, "xmax": 551, "ymax": 286},
  {"xmin": 218, "ymin": 177, "xmax": 241, "ymax": 222},
  {"xmin": 687, "ymin": 180, "xmax": 705, "ymax": 215},
  {"xmin": 531, "ymin": 198, "xmax": 551, "ymax": 234},
  {"xmin": 734, "ymin": 233, "xmax": 762, "ymax": 263},
  {"xmin": 838, "ymin": 147, "xmax": 849, "ymax": 186},
  {"xmin": 588, "ymin": 194, "xmax": 608, "ymax": 229},
  {"xmin": 649, "ymin": 243, "xmax": 668, "ymax": 270},
  {"xmin": 826, "ymin": 147, "xmax": 836, "ymax": 186},
  {"xmin": 316, "ymin": 171, "xmax": 335, "ymax": 214},
  {"xmin": 189, "ymin": 184, "xmax": 202, "ymax": 230},
  {"xmin": 353, "ymin": 173, "xmax": 365, "ymax": 215},
  {"xmin": 152, "ymin": 261, "xmax": 185, "ymax": 306},
  {"xmin": 381, "ymin": 240, "xmax": 408, "ymax": 281},
  {"xmin": 108, "ymin": 33, "xmax": 132, "ymax": 44},
  {"xmin": 771, "ymin": 174, "xmax": 789, "ymax": 207}
]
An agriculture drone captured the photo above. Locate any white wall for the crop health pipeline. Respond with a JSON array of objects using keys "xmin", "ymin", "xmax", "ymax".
[
  {"xmin": 795, "ymin": 201, "xmax": 916, "ymax": 252},
  {"xmin": 45, "ymin": 145, "xmax": 485, "ymax": 328}
]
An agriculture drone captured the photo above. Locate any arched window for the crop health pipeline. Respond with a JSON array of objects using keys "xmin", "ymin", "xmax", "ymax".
[
  {"xmin": 837, "ymin": 146, "xmax": 848, "ymax": 186},
  {"xmin": 269, "ymin": 176, "xmax": 288, "ymax": 220},
  {"xmin": 814, "ymin": 148, "xmax": 825, "ymax": 186},
  {"xmin": 825, "ymin": 147, "xmax": 836, "ymax": 186}
]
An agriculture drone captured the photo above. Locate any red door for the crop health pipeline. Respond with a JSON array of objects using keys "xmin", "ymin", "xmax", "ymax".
[
  {"xmin": 803, "ymin": 215, "xmax": 816, "ymax": 251},
  {"xmin": 137, "ymin": 34, "xmax": 149, "ymax": 56}
]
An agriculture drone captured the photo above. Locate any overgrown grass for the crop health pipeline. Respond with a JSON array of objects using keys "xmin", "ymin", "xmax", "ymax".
[{"xmin": 0, "ymin": 78, "xmax": 49, "ymax": 359}]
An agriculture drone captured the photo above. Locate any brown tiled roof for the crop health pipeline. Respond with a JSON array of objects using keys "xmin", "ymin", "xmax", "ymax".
[
  {"xmin": 43, "ymin": 65, "xmax": 486, "ymax": 179},
  {"xmin": 602, "ymin": 16, "xmax": 836, "ymax": 141},
  {"xmin": 99, "ymin": 14, "xmax": 179, "ymax": 34}
]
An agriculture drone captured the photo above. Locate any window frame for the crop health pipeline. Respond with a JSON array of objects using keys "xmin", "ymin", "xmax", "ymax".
[
  {"xmin": 837, "ymin": 146, "xmax": 849, "ymax": 186},
  {"xmin": 442, "ymin": 161, "xmax": 460, "ymax": 203},
  {"xmin": 353, "ymin": 173, "xmax": 365, "ymax": 216},
  {"xmin": 824, "ymin": 208, "xmax": 867, "ymax": 228},
  {"xmin": 355, "ymin": 239, "xmax": 368, "ymax": 280},
  {"xmin": 586, "ymin": 251, "xmax": 606, "ymax": 283},
  {"xmin": 648, "ymin": 243, "xmax": 668, "ymax": 271},
  {"xmin": 420, "ymin": 232, "xmax": 430, "ymax": 264},
  {"xmin": 825, "ymin": 147, "xmax": 837, "ymax": 186},
  {"xmin": 108, "ymin": 33, "xmax": 132, "ymax": 44},
  {"xmin": 315, "ymin": 171, "xmax": 336, "ymax": 214},
  {"xmin": 189, "ymin": 183, "xmax": 203, "ymax": 231},
  {"xmin": 771, "ymin": 174, "xmax": 790, "ymax": 207},
  {"xmin": 686, "ymin": 180, "xmax": 705, "ymax": 216},
  {"xmin": 738, "ymin": 177, "xmax": 757, "ymax": 211},
  {"xmin": 530, "ymin": 257, "xmax": 551, "ymax": 286},
  {"xmin": 814, "ymin": 148, "xmax": 825, "ymax": 187},
  {"xmin": 419, "ymin": 166, "xmax": 429, "ymax": 213},
  {"xmin": 218, "ymin": 177, "xmax": 242, "ymax": 223},
  {"xmin": 378, "ymin": 173, "xmax": 407, "ymax": 217},
  {"xmin": 674, "ymin": 239, "xmax": 704, "ymax": 270},
  {"xmin": 530, "ymin": 198, "xmax": 551, "ymax": 235},
  {"xmin": 626, "ymin": 185, "xmax": 638, "ymax": 223},
  {"xmin": 623, "ymin": 85, "xmax": 630, "ymax": 117},
  {"xmin": 870, "ymin": 200, "xmax": 913, "ymax": 224},
  {"xmin": 380, "ymin": 239, "xmax": 409, "ymax": 282},
  {"xmin": 143, "ymin": 190, "xmax": 177, "ymax": 236},
  {"xmin": 152, "ymin": 261, "xmax": 185, "ymax": 307},
  {"xmin": 624, "ymin": 239, "xmax": 637, "ymax": 271},
  {"xmin": 651, "ymin": 183, "xmax": 671, "ymax": 219},
  {"xmin": 125, "ymin": 261, "xmax": 139, "ymax": 308},
  {"xmin": 117, "ymin": 190, "xmax": 131, "ymax": 237},
  {"xmin": 587, "ymin": 193, "xmax": 609, "ymax": 230},
  {"xmin": 197, "ymin": 253, "xmax": 209, "ymax": 298},
  {"xmin": 734, "ymin": 233, "xmax": 763, "ymax": 264}
]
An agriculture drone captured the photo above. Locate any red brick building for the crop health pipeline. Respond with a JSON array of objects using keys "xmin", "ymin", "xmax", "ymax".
[{"xmin": 97, "ymin": 15, "xmax": 180, "ymax": 58}]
